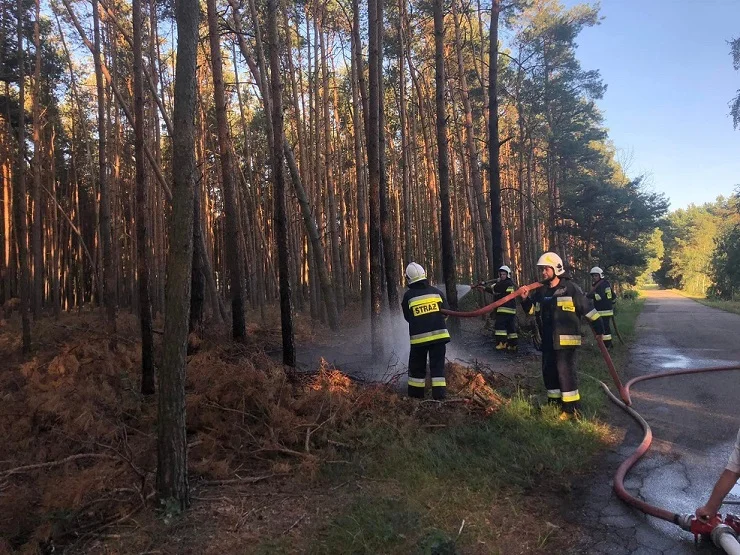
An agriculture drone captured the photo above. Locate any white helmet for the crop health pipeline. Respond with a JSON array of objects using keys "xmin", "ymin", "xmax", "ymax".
[
  {"xmin": 590, "ymin": 266, "xmax": 604, "ymax": 278},
  {"xmin": 536, "ymin": 252, "xmax": 565, "ymax": 276},
  {"xmin": 499, "ymin": 265, "xmax": 512, "ymax": 277},
  {"xmin": 405, "ymin": 262, "xmax": 427, "ymax": 284}
]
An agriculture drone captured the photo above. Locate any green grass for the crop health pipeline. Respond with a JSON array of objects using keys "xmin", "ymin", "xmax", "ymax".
[{"xmin": 688, "ymin": 297, "xmax": 740, "ymax": 316}]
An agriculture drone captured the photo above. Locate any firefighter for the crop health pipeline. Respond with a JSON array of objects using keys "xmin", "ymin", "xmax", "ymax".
[
  {"xmin": 520, "ymin": 252, "xmax": 605, "ymax": 416},
  {"xmin": 401, "ymin": 262, "xmax": 450, "ymax": 400},
  {"xmin": 586, "ymin": 266, "xmax": 615, "ymax": 349},
  {"xmin": 483, "ymin": 265, "xmax": 519, "ymax": 352}
]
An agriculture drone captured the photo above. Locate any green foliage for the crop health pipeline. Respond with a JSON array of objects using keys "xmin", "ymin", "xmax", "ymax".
[
  {"xmin": 658, "ymin": 195, "xmax": 740, "ymax": 296},
  {"xmin": 621, "ymin": 289, "xmax": 639, "ymax": 300},
  {"xmin": 636, "ymin": 229, "xmax": 664, "ymax": 286},
  {"xmin": 708, "ymin": 191, "xmax": 740, "ymax": 299}
]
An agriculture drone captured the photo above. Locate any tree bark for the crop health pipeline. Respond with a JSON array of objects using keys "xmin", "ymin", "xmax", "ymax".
[
  {"xmin": 14, "ymin": 0, "xmax": 31, "ymax": 351},
  {"xmin": 433, "ymin": 0, "xmax": 459, "ymax": 324},
  {"xmin": 368, "ymin": 0, "xmax": 384, "ymax": 353},
  {"xmin": 268, "ymin": 0, "xmax": 296, "ymax": 366},
  {"xmin": 488, "ymin": 0, "xmax": 503, "ymax": 269},
  {"xmin": 156, "ymin": 0, "xmax": 199, "ymax": 510},
  {"xmin": 91, "ymin": 0, "xmax": 117, "ymax": 338},
  {"xmin": 32, "ymin": 0, "xmax": 43, "ymax": 318},
  {"xmin": 206, "ymin": 0, "xmax": 246, "ymax": 340},
  {"xmin": 133, "ymin": 0, "xmax": 155, "ymax": 394}
]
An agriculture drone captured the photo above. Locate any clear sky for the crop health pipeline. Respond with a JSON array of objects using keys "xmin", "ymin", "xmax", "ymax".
[{"xmin": 561, "ymin": 0, "xmax": 740, "ymax": 210}]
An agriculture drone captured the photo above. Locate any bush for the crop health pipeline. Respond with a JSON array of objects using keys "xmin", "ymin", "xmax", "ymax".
[{"xmin": 622, "ymin": 289, "xmax": 639, "ymax": 300}]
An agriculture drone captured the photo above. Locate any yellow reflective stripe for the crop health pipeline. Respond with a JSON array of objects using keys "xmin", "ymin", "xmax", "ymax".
[
  {"xmin": 602, "ymin": 334, "xmax": 612, "ymax": 341},
  {"xmin": 547, "ymin": 389, "xmax": 562, "ymax": 399},
  {"xmin": 410, "ymin": 329, "xmax": 450, "ymax": 344},
  {"xmin": 561, "ymin": 390, "xmax": 580, "ymax": 402},
  {"xmin": 408, "ymin": 294, "xmax": 442, "ymax": 308},
  {"xmin": 528, "ymin": 305, "xmax": 535, "ymax": 315},
  {"xmin": 494, "ymin": 330, "xmax": 508, "ymax": 336},
  {"xmin": 599, "ymin": 310, "xmax": 614, "ymax": 317},
  {"xmin": 431, "ymin": 378, "xmax": 446, "ymax": 387},
  {"xmin": 556, "ymin": 296, "xmax": 573, "ymax": 304},
  {"xmin": 506, "ymin": 287, "xmax": 515, "ymax": 292},
  {"xmin": 497, "ymin": 307, "xmax": 516, "ymax": 314},
  {"xmin": 507, "ymin": 333, "xmax": 518, "ymax": 339},
  {"xmin": 586, "ymin": 309, "xmax": 600, "ymax": 321},
  {"xmin": 594, "ymin": 293, "xmax": 602, "ymax": 301},
  {"xmin": 408, "ymin": 377, "xmax": 426, "ymax": 387},
  {"xmin": 559, "ymin": 335, "xmax": 582, "ymax": 346},
  {"xmin": 605, "ymin": 288, "xmax": 613, "ymax": 299}
]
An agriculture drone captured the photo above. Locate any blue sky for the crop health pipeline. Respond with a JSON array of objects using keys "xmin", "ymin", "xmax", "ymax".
[{"xmin": 561, "ymin": 0, "xmax": 740, "ymax": 210}]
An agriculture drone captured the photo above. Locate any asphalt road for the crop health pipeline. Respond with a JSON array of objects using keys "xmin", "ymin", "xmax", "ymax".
[{"xmin": 569, "ymin": 290, "xmax": 740, "ymax": 554}]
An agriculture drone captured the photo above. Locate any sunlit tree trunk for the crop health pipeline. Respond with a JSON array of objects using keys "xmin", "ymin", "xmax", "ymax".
[
  {"xmin": 206, "ymin": 0, "xmax": 246, "ymax": 340},
  {"xmin": 488, "ymin": 0, "xmax": 503, "ymax": 269},
  {"xmin": 157, "ymin": 0, "xmax": 198, "ymax": 509},
  {"xmin": 14, "ymin": 0, "xmax": 31, "ymax": 351},
  {"xmin": 433, "ymin": 0, "xmax": 459, "ymax": 325}
]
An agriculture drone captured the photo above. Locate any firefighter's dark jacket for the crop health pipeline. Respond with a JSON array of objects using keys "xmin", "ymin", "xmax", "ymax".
[
  {"xmin": 485, "ymin": 277, "xmax": 517, "ymax": 314},
  {"xmin": 401, "ymin": 281, "xmax": 451, "ymax": 346},
  {"xmin": 521, "ymin": 277, "xmax": 605, "ymax": 349},
  {"xmin": 586, "ymin": 278, "xmax": 615, "ymax": 317}
]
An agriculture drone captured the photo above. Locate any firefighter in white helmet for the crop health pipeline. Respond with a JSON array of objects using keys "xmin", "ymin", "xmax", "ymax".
[
  {"xmin": 520, "ymin": 252, "xmax": 605, "ymax": 416},
  {"xmin": 479, "ymin": 265, "xmax": 520, "ymax": 352},
  {"xmin": 586, "ymin": 266, "xmax": 615, "ymax": 349},
  {"xmin": 401, "ymin": 262, "xmax": 450, "ymax": 400}
]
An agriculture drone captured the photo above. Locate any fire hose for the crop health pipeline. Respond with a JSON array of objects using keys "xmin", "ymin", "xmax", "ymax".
[
  {"xmin": 599, "ymin": 365, "xmax": 740, "ymax": 552},
  {"xmin": 440, "ymin": 281, "xmax": 740, "ymax": 551}
]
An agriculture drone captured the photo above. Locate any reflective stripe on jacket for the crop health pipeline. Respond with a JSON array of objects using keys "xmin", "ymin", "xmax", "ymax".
[
  {"xmin": 587, "ymin": 278, "xmax": 615, "ymax": 317},
  {"xmin": 522, "ymin": 278, "xmax": 605, "ymax": 350},
  {"xmin": 402, "ymin": 282, "xmax": 451, "ymax": 346}
]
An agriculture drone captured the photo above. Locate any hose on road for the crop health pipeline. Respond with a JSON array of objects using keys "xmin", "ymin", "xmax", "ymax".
[{"xmin": 599, "ymin": 364, "xmax": 740, "ymax": 551}]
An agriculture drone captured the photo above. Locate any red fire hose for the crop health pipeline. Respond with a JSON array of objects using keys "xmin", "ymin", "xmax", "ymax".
[{"xmin": 600, "ymin": 364, "xmax": 740, "ymax": 540}]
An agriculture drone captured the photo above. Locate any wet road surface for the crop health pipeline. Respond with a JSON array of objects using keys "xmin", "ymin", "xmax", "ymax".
[{"xmin": 570, "ymin": 290, "xmax": 740, "ymax": 554}]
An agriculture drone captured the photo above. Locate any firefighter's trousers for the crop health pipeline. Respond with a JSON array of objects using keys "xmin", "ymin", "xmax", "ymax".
[
  {"xmin": 494, "ymin": 312, "xmax": 518, "ymax": 348},
  {"xmin": 542, "ymin": 348, "xmax": 580, "ymax": 412},
  {"xmin": 601, "ymin": 316, "xmax": 613, "ymax": 349},
  {"xmin": 408, "ymin": 343, "xmax": 446, "ymax": 400}
]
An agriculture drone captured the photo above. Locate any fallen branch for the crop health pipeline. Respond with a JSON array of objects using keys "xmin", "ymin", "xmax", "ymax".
[
  {"xmin": 0, "ymin": 453, "xmax": 118, "ymax": 477},
  {"xmin": 198, "ymin": 473, "xmax": 274, "ymax": 486}
]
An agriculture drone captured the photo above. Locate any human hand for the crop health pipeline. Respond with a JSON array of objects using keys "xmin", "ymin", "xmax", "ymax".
[{"xmin": 695, "ymin": 504, "xmax": 718, "ymax": 520}]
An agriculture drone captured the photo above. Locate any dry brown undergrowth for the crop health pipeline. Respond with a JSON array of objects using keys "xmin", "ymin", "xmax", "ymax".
[{"xmin": 0, "ymin": 311, "xmax": 504, "ymax": 553}]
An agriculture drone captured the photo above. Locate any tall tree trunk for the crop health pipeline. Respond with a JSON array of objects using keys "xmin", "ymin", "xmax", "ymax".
[
  {"xmin": 92, "ymin": 0, "xmax": 117, "ymax": 338},
  {"xmin": 377, "ymin": 0, "xmax": 399, "ymax": 313},
  {"xmin": 488, "ymin": 0, "xmax": 503, "ymax": 269},
  {"xmin": 433, "ymin": 0, "xmax": 459, "ymax": 324},
  {"xmin": 133, "ymin": 0, "xmax": 155, "ymax": 394},
  {"xmin": 268, "ymin": 0, "xmax": 295, "ymax": 366},
  {"xmin": 206, "ymin": 0, "xmax": 246, "ymax": 340},
  {"xmin": 452, "ymin": 0, "xmax": 492, "ymax": 277},
  {"xmin": 350, "ymin": 0, "xmax": 369, "ymax": 316},
  {"xmin": 14, "ymin": 0, "xmax": 31, "ymax": 351},
  {"xmin": 157, "ymin": 0, "xmax": 198, "ymax": 509},
  {"xmin": 367, "ymin": 0, "xmax": 383, "ymax": 352},
  {"xmin": 398, "ymin": 0, "xmax": 411, "ymax": 266},
  {"xmin": 32, "ymin": 0, "xmax": 43, "ymax": 318}
]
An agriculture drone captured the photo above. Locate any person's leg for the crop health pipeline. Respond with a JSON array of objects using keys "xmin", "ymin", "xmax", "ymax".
[
  {"xmin": 408, "ymin": 345, "xmax": 428, "ymax": 398},
  {"xmin": 506, "ymin": 314, "xmax": 518, "ymax": 352},
  {"xmin": 429, "ymin": 342, "xmax": 447, "ymax": 400},
  {"xmin": 556, "ymin": 349, "xmax": 580, "ymax": 414},
  {"xmin": 542, "ymin": 349, "xmax": 561, "ymax": 406},
  {"xmin": 494, "ymin": 312, "xmax": 508, "ymax": 350},
  {"xmin": 602, "ymin": 316, "xmax": 613, "ymax": 349}
]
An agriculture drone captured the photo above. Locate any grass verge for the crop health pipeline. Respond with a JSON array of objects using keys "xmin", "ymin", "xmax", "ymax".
[{"xmin": 676, "ymin": 292, "xmax": 740, "ymax": 316}]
